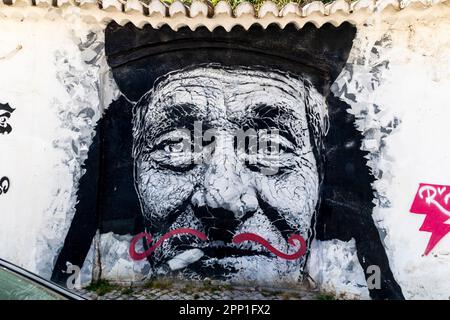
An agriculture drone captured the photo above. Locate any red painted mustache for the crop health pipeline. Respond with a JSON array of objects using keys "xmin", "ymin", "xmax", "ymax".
[{"xmin": 129, "ymin": 228, "xmax": 307, "ymax": 261}]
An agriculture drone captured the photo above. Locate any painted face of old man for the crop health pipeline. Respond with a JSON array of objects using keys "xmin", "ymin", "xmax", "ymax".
[{"xmin": 132, "ymin": 65, "xmax": 328, "ymax": 283}]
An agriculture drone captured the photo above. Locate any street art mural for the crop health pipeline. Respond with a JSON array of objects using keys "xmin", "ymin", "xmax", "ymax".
[
  {"xmin": 0, "ymin": 1, "xmax": 450, "ymax": 300},
  {"xmin": 49, "ymin": 22, "xmax": 403, "ymax": 299}
]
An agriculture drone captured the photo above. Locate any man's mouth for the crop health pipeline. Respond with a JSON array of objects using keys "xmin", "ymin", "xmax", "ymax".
[
  {"xmin": 177, "ymin": 243, "xmax": 273, "ymax": 258},
  {"xmin": 129, "ymin": 228, "xmax": 306, "ymax": 261}
]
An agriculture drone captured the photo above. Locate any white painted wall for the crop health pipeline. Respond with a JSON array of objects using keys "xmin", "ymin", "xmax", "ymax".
[
  {"xmin": 0, "ymin": 16, "xmax": 116, "ymax": 279},
  {"xmin": 0, "ymin": 7, "xmax": 449, "ymax": 299}
]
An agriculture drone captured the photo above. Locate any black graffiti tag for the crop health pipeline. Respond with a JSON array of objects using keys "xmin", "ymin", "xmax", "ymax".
[
  {"xmin": 0, "ymin": 102, "xmax": 15, "ymax": 135},
  {"xmin": 0, "ymin": 177, "xmax": 10, "ymax": 195}
]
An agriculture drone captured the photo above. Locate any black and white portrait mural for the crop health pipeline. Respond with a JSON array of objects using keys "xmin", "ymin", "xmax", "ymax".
[
  {"xmin": 49, "ymin": 22, "xmax": 404, "ymax": 299},
  {"xmin": 2, "ymin": 4, "xmax": 450, "ymax": 300}
]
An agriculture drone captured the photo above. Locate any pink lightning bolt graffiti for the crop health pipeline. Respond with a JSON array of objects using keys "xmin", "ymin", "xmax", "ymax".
[{"xmin": 410, "ymin": 183, "xmax": 450, "ymax": 255}]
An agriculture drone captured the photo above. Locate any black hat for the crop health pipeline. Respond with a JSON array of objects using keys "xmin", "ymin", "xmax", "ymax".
[{"xmin": 105, "ymin": 21, "xmax": 357, "ymax": 102}]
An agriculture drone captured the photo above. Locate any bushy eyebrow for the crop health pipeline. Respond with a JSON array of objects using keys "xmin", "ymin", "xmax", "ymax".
[
  {"xmin": 238, "ymin": 104, "xmax": 299, "ymax": 146},
  {"xmin": 149, "ymin": 103, "xmax": 214, "ymax": 145},
  {"xmin": 163, "ymin": 103, "xmax": 201, "ymax": 127},
  {"xmin": 150, "ymin": 103, "xmax": 201, "ymax": 139}
]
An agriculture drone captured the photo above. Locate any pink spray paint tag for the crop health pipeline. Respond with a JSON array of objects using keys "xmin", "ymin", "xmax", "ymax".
[{"xmin": 410, "ymin": 183, "xmax": 450, "ymax": 255}]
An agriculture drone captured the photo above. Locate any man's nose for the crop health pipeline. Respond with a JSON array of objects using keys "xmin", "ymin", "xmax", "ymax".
[{"xmin": 197, "ymin": 134, "xmax": 259, "ymax": 219}]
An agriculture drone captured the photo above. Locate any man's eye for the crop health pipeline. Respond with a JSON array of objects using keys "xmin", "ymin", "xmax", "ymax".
[
  {"xmin": 260, "ymin": 144, "xmax": 290, "ymax": 155},
  {"xmin": 153, "ymin": 137, "xmax": 183, "ymax": 150},
  {"xmin": 162, "ymin": 140, "xmax": 186, "ymax": 153},
  {"xmin": 149, "ymin": 137, "xmax": 196, "ymax": 172},
  {"xmin": 242, "ymin": 136, "xmax": 297, "ymax": 175}
]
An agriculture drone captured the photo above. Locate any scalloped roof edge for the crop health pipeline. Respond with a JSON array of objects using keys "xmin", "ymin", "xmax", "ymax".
[{"xmin": 0, "ymin": 0, "xmax": 449, "ymax": 30}]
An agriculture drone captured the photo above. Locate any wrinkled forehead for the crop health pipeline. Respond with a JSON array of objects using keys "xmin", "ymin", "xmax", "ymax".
[{"xmin": 147, "ymin": 66, "xmax": 308, "ymax": 120}]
